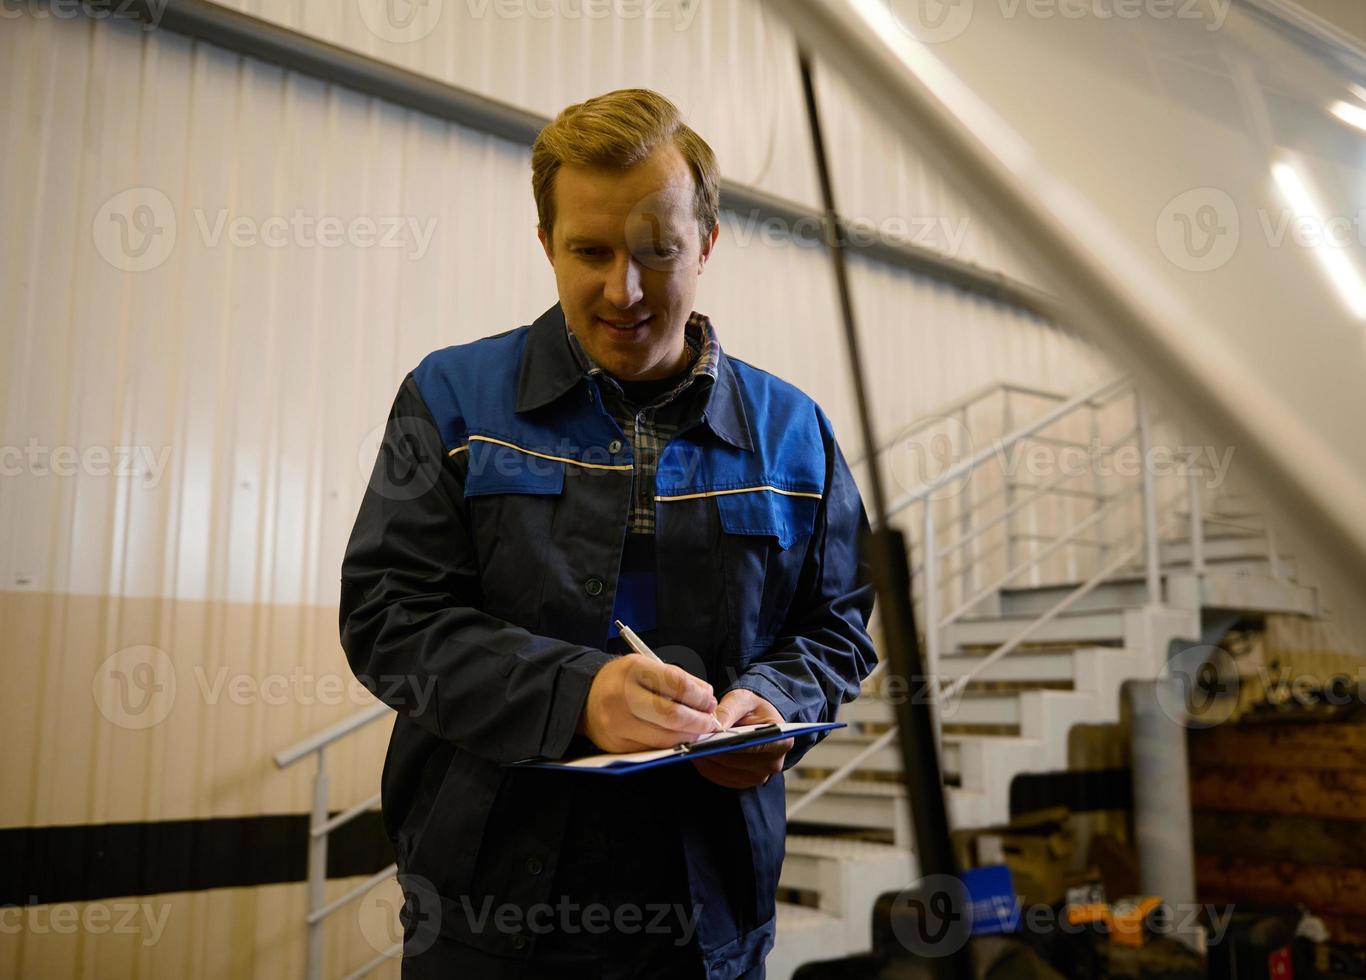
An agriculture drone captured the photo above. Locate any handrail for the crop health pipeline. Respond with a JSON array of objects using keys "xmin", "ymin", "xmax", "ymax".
[
  {"xmin": 273, "ymin": 698, "xmax": 395, "ymax": 980},
  {"xmin": 936, "ymin": 464, "xmax": 1115, "ymax": 562},
  {"xmin": 939, "ymin": 509, "xmax": 1183, "ymax": 705},
  {"xmin": 849, "ymin": 379, "xmax": 1008, "ymax": 468},
  {"xmin": 791, "ymin": 376, "xmax": 1213, "ymax": 823},
  {"xmin": 790, "ymin": 510, "xmax": 1184, "ymax": 821},
  {"xmin": 884, "ymin": 375, "xmax": 1130, "ymax": 519},
  {"xmin": 307, "ymin": 863, "xmax": 399, "ymax": 926},
  {"xmin": 314, "ymin": 792, "xmax": 383, "ymax": 839},
  {"xmin": 851, "ymin": 376, "xmax": 1132, "ymax": 470},
  {"xmin": 938, "ymin": 485, "xmax": 1141, "ymax": 628},
  {"xmin": 787, "ymin": 725, "xmax": 899, "ymax": 819},
  {"xmin": 902, "ymin": 408, "xmax": 1137, "ymax": 588},
  {"xmin": 341, "ymin": 945, "xmax": 404, "ymax": 980},
  {"xmin": 274, "ymin": 700, "xmax": 391, "ymax": 769}
]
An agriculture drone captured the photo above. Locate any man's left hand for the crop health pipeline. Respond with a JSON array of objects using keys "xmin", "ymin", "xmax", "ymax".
[{"xmin": 690, "ymin": 689, "xmax": 794, "ymax": 790}]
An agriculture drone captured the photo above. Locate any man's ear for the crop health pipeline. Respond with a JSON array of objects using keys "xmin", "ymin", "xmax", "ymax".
[
  {"xmin": 537, "ymin": 225, "xmax": 554, "ymax": 264},
  {"xmin": 697, "ymin": 222, "xmax": 720, "ymax": 273}
]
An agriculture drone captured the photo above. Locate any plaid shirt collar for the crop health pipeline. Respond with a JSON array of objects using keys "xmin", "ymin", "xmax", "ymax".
[
  {"xmin": 564, "ymin": 311, "xmax": 720, "ymax": 401},
  {"xmin": 515, "ymin": 303, "xmax": 751, "ymax": 452}
]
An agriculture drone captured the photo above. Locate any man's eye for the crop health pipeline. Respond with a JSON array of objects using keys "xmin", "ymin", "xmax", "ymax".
[{"xmin": 574, "ymin": 247, "xmax": 607, "ymax": 258}]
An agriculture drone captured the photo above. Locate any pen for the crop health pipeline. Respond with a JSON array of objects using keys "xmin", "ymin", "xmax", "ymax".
[
  {"xmin": 614, "ymin": 619, "xmax": 722, "ymax": 732},
  {"xmin": 614, "ymin": 619, "xmax": 663, "ymax": 662}
]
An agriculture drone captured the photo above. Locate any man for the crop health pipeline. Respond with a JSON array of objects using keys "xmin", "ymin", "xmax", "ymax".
[{"xmin": 341, "ymin": 88, "xmax": 876, "ymax": 979}]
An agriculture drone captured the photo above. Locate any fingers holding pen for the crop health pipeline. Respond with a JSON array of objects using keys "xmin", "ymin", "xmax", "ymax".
[
  {"xmin": 625, "ymin": 658, "xmax": 718, "ymax": 734},
  {"xmin": 581, "ymin": 655, "xmax": 718, "ymax": 752}
]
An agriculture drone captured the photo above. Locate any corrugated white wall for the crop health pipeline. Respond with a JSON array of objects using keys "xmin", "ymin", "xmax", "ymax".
[
  {"xmin": 204, "ymin": 0, "xmax": 1043, "ymax": 283},
  {"xmin": 0, "ymin": 5, "xmax": 1120, "ymax": 977},
  {"xmin": 1, "ymin": 2, "xmax": 1107, "ymax": 610}
]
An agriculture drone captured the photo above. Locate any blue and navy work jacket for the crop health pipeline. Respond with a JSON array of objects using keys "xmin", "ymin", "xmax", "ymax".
[{"xmin": 340, "ymin": 303, "xmax": 877, "ymax": 978}]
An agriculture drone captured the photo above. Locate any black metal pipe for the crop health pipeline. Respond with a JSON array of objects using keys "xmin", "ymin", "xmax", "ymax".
[{"xmin": 798, "ymin": 49, "xmax": 973, "ymax": 979}]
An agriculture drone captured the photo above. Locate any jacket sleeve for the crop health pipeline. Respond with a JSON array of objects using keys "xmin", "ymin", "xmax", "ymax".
[
  {"xmin": 729, "ymin": 409, "xmax": 878, "ymax": 769},
  {"xmin": 339, "ymin": 375, "xmax": 613, "ymax": 764}
]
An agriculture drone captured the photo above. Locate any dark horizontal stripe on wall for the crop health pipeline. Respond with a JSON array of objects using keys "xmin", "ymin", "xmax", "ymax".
[
  {"xmin": 0, "ymin": 812, "xmax": 393, "ymax": 907},
  {"xmin": 1009, "ymin": 768, "xmax": 1132, "ymax": 818}
]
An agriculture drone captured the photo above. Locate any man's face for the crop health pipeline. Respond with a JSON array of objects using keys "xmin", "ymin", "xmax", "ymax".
[{"xmin": 538, "ymin": 143, "xmax": 719, "ymax": 381}]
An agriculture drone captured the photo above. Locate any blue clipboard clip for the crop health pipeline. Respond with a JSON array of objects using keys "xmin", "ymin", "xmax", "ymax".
[{"xmin": 678, "ymin": 723, "xmax": 783, "ymax": 753}]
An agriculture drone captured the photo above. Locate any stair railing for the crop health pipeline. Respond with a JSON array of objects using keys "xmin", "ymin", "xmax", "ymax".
[
  {"xmin": 273, "ymin": 700, "xmax": 396, "ymax": 980},
  {"xmin": 788, "ymin": 375, "xmax": 1219, "ymax": 820}
]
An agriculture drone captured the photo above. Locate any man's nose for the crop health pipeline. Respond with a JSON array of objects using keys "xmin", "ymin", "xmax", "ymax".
[{"xmin": 603, "ymin": 253, "xmax": 644, "ymax": 309}]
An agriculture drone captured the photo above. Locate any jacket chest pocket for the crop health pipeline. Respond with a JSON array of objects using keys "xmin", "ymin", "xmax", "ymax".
[
  {"xmin": 462, "ymin": 440, "xmax": 566, "ymax": 631},
  {"xmin": 716, "ymin": 489, "xmax": 820, "ymax": 665}
]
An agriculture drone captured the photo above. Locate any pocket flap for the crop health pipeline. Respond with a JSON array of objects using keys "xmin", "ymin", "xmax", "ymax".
[
  {"xmin": 715, "ymin": 488, "xmax": 819, "ymax": 550},
  {"xmin": 463, "ymin": 438, "xmax": 566, "ymax": 497}
]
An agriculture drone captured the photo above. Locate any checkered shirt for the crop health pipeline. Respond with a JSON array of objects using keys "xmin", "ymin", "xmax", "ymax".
[{"xmin": 566, "ymin": 312, "xmax": 720, "ymax": 533}]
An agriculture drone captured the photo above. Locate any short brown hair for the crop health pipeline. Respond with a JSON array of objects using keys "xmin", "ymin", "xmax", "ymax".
[{"xmin": 532, "ymin": 88, "xmax": 720, "ymax": 246}]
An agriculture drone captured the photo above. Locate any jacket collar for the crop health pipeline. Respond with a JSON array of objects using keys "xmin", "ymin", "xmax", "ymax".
[{"xmin": 515, "ymin": 303, "xmax": 753, "ymax": 452}]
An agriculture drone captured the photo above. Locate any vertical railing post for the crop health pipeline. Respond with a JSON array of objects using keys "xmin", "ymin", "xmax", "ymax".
[
  {"xmin": 1002, "ymin": 388, "xmax": 1016, "ymax": 575},
  {"xmin": 1136, "ymin": 392, "xmax": 1161, "ymax": 605},
  {"xmin": 1187, "ymin": 460, "xmax": 1205, "ymax": 580},
  {"xmin": 1090, "ymin": 400, "xmax": 1108, "ymax": 572},
  {"xmin": 923, "ymin": 499, "xmax": 940, "ymax": 680},
  {"xmin": 922, "ymin": 499, "xmax": 943, "ymax": 750},
  {"xmin": 306, "ymin": 749, "xmax": 330, "ymax": 980},
  {"xmin": 957, "ymin": 405, "xmax": 975, "ymax": 609}
]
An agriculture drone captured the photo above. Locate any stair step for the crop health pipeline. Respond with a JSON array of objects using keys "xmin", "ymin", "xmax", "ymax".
[
  {"xmin": 769, "ymin": 902, "xmax": 848, "ymax": 980},
  {"xmin": 997, "ymin": 577, "xmax": 1152, "ymax": 616},
  {"xmin": 801, "ymin": 730, "xmax": 1050, "ymax": 785},
  {"xmin": 1154, "ymin": 536, "xmax": 1283, "ymax": 565},
  {"xmin": 781, "ymin": 835, "xmax": 914, "ymax": 893},
  {"xmin": 841, "ymin": 690, "xmax": 1022, "ymax": 728},
  {"xmin": 1195, "ymin": 570, "xmax": 1318, "ymax": 616},
  {"xmin": 800, "ymin": 731, "xmax": 903, "ymax": 773},
  {"xmin": 785, "ymin": 775, "xmax": 905, "ymax": 834},
  {"xmin": 938, "ymin": 649, "xmax": 1077, "ymax": 683},
  {"xmin": 779, "ymin": 835, "xmax": 917, "ymax": 960},
  {"xmin": 944, "ymin": 609, "xmax": 1126, "ymax": 651}
]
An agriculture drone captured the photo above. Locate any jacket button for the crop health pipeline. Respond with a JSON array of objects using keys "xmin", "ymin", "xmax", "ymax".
[
  {"xmin": 608, "ymin": 439, "xmax": 623, "ymax": 454},
  {"xmin": 512, "ymin": 935, "xmax": 528, "ymax": 951},
  {"xmin": 584, "ymin": 578, "xmax": 603, "ymax": 597},
  {"xmin": 526, "ymin": 857, "xmax": 543, "ymax": 876}
]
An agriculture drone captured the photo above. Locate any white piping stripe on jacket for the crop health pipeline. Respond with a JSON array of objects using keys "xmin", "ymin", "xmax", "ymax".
[
  {"xmin": 447, "ymin": 434, "xmax": 634, "ymax": 472},
  {"xmin": 655, "ymin": 485, "xmax": 822, "ymax": 502}
]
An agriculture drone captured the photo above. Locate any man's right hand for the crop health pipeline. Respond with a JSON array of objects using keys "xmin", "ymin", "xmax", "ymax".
[{"xmin": 577, "ymin": 656, "xmax": 719, "ymax": 753}]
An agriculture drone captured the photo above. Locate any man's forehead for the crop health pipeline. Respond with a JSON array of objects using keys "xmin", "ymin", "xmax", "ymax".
[{"xmin": 553, "ymin": 147, "xmax": 695, "ymax": 239}]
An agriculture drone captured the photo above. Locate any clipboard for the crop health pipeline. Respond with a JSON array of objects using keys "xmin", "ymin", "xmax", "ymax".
[{"xmin": 508, "ymin": 721, "xmax": 845, "ymax": 775}]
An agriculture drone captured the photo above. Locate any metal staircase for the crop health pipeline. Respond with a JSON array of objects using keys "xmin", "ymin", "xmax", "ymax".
[{"xmin": 765, "ymin": 377, "xmax": 1332, "ymax": 980}]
